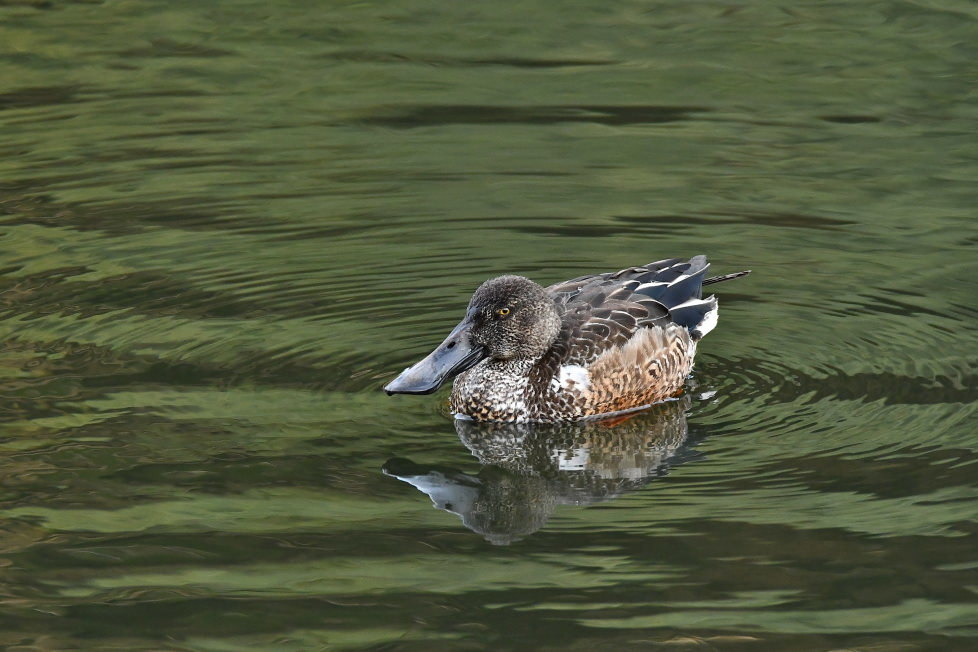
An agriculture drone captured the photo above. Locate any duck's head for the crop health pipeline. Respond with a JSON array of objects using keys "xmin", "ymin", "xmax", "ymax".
[{"xmin": 384, "ymin": 275, "xmax": 561, "ymax": 395}]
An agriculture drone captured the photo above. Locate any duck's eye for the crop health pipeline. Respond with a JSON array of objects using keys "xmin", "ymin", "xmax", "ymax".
[{"xmin": 496, "ymin": 307, "xmax": 511, "ymax": 318}]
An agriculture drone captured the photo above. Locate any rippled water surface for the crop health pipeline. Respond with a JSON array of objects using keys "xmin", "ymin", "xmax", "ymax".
[{"xmin": 2, "ymin": 1, "xmax": 977, "ymax": 650}]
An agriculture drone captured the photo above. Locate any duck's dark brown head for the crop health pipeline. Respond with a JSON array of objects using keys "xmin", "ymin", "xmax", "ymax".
[
  {"xmin": 466, "ymin": 275, "xmax": 561, "ymax": 361},
  {"xmin": 384, "ymin": 275, "xmax": 561, "ymax": 395}
]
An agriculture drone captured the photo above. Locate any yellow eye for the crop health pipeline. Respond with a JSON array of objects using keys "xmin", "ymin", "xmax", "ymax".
[{"xmin": 497, "ymin": 307, "xmax": 511, "ymax": 317}]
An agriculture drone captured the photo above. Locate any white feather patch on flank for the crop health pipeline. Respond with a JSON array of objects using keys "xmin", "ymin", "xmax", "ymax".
[
  {"xmin": 669, "ymin": 296, "xmax": 719, "ymax": 339},
  {"xmin": 692, "ymin": 300, "xmax": 719, "ymax": 339},
  {"xmin": 552, "ymin": 364, "xmax": 591, "ymax": 391}
]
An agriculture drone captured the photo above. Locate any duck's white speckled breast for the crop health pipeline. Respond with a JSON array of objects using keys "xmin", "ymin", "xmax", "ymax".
[{"xmin": 450, "ymin": 359, "xmax": 538, "ymax": 422}]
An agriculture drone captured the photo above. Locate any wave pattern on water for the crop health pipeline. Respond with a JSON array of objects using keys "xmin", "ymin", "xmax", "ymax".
[{"xmin": 1, "ymin": 0, "xmax": 977, "ymax": 649}]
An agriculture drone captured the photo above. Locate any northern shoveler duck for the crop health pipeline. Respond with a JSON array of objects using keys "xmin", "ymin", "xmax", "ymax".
[{"xmin": 384, "ymin": 255, "xmax": 749, "ymax": 422}]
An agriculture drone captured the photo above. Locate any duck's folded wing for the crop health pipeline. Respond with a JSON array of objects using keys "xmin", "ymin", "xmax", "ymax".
[{"xmin": 545, "ymin": 256, "xmax": 714, "ymax": 367}]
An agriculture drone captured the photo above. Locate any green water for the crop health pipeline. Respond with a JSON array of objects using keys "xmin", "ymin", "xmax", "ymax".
[{"xmin": 1, "ymin": 0, "xmax": 976, "ymax": 649}]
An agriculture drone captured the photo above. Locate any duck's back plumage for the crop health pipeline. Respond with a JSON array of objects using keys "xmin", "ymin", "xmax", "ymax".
[{"xmin": 546, "ymin": 255, "xmax": 718, "ymax": 364}]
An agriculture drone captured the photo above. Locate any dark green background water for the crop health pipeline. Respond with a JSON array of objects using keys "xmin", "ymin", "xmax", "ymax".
[{"xmin": 1, "ymin": 1, "xmax": 976, "ymax": 650}]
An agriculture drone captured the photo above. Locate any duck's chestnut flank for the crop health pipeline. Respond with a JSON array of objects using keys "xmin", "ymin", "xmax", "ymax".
[{"xmin": 384, "ymin": 255, "xmax": 750, "ymax": 422}]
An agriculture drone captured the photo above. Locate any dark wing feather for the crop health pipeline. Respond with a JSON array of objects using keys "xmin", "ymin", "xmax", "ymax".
[{"xmin": 545, "ymin": 256, "xmax": 713, "ymax": 367}]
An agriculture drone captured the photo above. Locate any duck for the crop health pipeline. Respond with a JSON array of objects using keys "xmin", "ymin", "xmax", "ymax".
[{"xmin": 384, "ymin": 255, "xmax": 749, "ymax": 422}]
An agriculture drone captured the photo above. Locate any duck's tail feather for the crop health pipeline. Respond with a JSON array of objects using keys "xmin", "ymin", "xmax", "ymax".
[{"xmin": 703, "ymin": 270, "xmax": 751, "ymax": 286}]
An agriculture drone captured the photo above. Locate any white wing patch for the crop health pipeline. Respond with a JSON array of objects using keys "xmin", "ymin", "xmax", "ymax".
[
  {"xmin": 668, "ymin": 295, "xmax": 719, "ymax": 340},
  {"xmin": 551, "ymin": 364, "xmax": 591, "ymax": 392},
  {"xmin": 691, "ymin": 300, "xmax": 719, "ymax": 339}
]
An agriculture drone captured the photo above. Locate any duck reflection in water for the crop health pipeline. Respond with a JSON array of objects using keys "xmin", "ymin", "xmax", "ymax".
[{"xmin": 383, "ymin": 396, "xmax": 697, "ymax": 545}]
